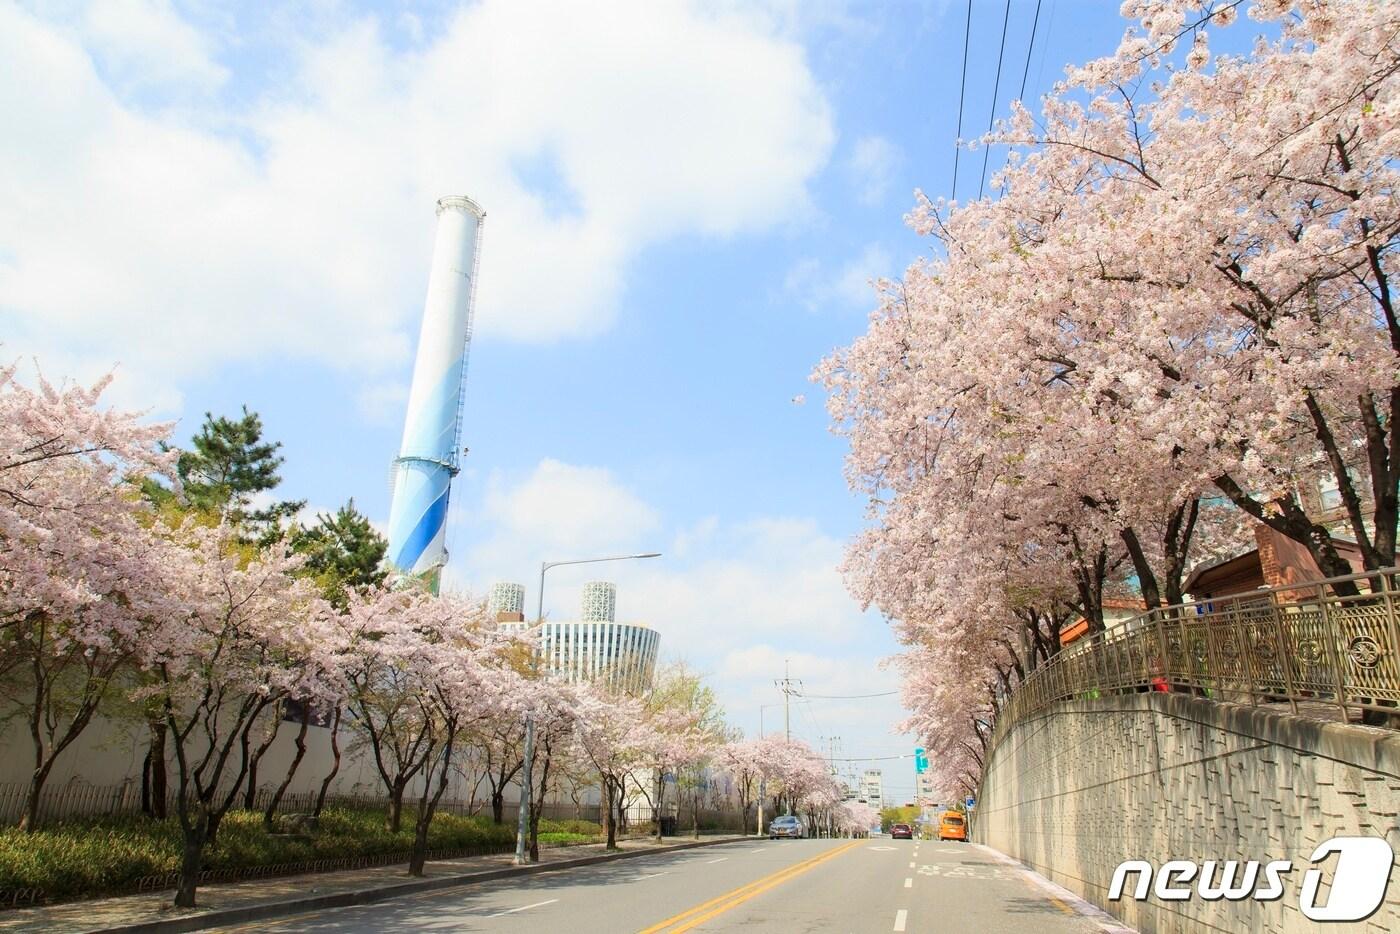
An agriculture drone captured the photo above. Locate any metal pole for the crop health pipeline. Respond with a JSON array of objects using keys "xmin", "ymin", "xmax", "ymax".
[
  {"xmin": 513, "ymin": 552, "xmax": 660, "ymax": 864},
  {"xmin": 784, "ymin": 660, "xmax": 791, "ymax": 741},
  {"xmin": 514, "ymin": 561, "xmax": 546, "ymax": 865}
]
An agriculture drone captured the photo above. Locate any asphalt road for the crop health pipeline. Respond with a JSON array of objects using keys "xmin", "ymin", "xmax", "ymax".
[{"xmin": 216, "ymin": 837, "xmax": 1127, "ymax": 933}]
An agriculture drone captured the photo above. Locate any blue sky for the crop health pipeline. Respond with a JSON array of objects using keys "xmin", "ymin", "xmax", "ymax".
[{"xmin": 3, "ymin": 0, "xmax": 1192, "ymax": 801}]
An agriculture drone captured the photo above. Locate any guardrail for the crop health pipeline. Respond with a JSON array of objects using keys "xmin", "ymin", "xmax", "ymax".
[
  {"xmin": 0, "ymin": 783, "xmax": 607, "ymax": 828},
  {"xmin": 989, "ymin": 568, "xmax": 1400, "ymax": 748}
]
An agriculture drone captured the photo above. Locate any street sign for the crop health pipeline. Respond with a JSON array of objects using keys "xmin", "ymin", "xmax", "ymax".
[
  {"xmin": 914, "ymin": 747, "xmax": 928, "ymax": 773},
  {"xmin": 965, "ymin": 796, "xmax": 976, "ymax": 810}
]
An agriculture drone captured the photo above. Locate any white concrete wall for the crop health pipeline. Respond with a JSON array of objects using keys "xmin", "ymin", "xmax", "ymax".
[{"xmin": 976, "ymin": 692, "xmax": 1400, "ymax": 934}]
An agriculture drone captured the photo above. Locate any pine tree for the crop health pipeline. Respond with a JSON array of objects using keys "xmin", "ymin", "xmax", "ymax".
[
  {"xmin": 150, "ymin": 406, "xmax": 305, "ymax": 543},
  {"xmin": 289, "ymin": 499, "xmax": 388, "ymax": 606}
]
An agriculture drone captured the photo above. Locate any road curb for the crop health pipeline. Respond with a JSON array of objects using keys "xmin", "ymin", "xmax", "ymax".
[{"xmin": 86, "ymin": 836, "xmax": 750, "ymax": 934}]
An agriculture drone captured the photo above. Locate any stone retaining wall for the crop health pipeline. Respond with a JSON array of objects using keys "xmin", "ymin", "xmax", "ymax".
[{"xmin": 974, "ymin": 693, "xmax": 1400, "ymax": 933}]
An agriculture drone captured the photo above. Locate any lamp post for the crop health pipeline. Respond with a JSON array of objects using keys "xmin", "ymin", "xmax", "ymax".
[
  {"xmin": 756, "ymin": 703, "xmax": 780, "ymax": 836},
  {"xmin": 514, "ymin": 551, "xmax": 661, "ymax": 865}
]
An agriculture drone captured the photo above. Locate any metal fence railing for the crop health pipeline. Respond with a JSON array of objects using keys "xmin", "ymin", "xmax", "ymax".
[
  {"xmin": 0, "ymin": 782, "xmax": 607, "ymax": 828},
  {"xmin": 989, "ymin": 567, "xmax": 1400, "ymax": 749}
]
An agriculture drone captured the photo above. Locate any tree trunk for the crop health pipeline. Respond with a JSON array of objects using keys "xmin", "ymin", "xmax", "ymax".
[
  {"xmin": 242, "ymin": 710, "xmax": 283, "ymax": 810},
  {"xmin": 141, "ymin": 746, "xmax": 154, "ymax": 817},
  {"xmin": 528, "ymin": 746, "xmax": 551, "ymax": 862},
  {"xmin": 409, "ymin": 734, "xmax": 456, "ymax": 877},
  {"xmin": 491, "ymin": 789, "xmax": 505, "ymax": 825},
  {"xmin": 174, "ymin": 828, "xmax": 204, "ymax": 908},
  {"xmin": 388, "ymin": 781, "xmax": 407, "ymax": 833},
  {"xmin": 653, "ymin": 770, "xmax": 665, "ymax": 841},
  {"xmin": 692, "ymin": 787, "xmax": 700, "ymax": 840},
  {"xmin": 603, "ymin": 778, "xmax": 618, "ymax": 850},
  {"xmin": 206, "ymin": 808, "xmax": 226, "ymax": 845},
  {"xmin": 17, "ymin": 759, "xmax": 55, "ymax": 833},
  {"xmin": 148, "ymin": 719, "xmax": 168, "ymax": 819},
  {"xmin": 312, "ymin": 707, "xmax": 342, "ymax": 819},
  {"xmin": 264, "ymin": 708, "xmax": 311, "ymax": 830}
]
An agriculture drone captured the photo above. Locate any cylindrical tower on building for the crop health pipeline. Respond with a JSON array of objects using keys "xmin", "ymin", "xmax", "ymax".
[
  {"xmin": 489, "ymin": 581, "xmax": 526, "ymax": 621},
  {"xmin": 385, "ymin": 196, "xmax": 485, "ymax": 587},
  {"xmin": 580, "ymin": 581, "xmax": 617, "ymax": 622}
]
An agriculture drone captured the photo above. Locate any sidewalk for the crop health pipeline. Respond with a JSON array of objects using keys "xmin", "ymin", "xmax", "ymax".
[{"xmin": 0, "ymin": 835, "xmax": 748, "ymax": 934}]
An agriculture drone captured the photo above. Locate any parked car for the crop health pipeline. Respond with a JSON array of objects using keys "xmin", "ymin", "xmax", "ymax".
[
  {"xmin": 768, "ymin": 815, "xmax": 805, "ymax": 839},
  {"xmin": 890, "ymin": 823, "xmax": 914, "ymax": 839},
  {"xmin": 938, "ymin": 811, "xmax": 967, "ymax": 841}
]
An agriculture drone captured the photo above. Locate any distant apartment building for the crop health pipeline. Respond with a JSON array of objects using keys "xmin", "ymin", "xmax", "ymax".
[
  {"xmin": 916, "ymin": 773, "xmax": 937, "ymax": 805},
  {"xmin": 494, "ymin": 580, "xmax": 660, "ymax": 696},
  {"xmin": 860, "ymin": 769, "xmax": 884, "ymax": 810}
]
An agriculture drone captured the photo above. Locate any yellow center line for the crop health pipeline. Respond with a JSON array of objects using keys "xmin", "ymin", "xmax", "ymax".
[
  {"xmin": 635, "ymin": 845, "xmax": 844, "ymax": 934},
  {"xmin": 638, "ymin": 840, "xmax": 864, "ymax": 934}
]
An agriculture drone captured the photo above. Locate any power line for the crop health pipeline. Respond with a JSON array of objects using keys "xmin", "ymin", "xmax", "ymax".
[
  {"xmin": 1032, "ymin": 0, "xmax": 1058, "ymax": 111},
  {"xmin": 796, "ymin": 690, "xmax": 900, "ymax": 699},
  {"xmin": 977, "ymin": 0, "xmax": 1014, "ymax": 200},
  {"xmin": 951, "ymin": 0, "xmax": 972, "ymax": 201},
  {"xmin": 829, "ymin": 754, "xmax": 913, "ymax": 762},
  {"xmin": 996, "ymin": 0, "xmax": 1044, "ymax": 196},
  {"xmin": 1017, "ymin": 0, "xmax": 1044, "ymax": 103}
]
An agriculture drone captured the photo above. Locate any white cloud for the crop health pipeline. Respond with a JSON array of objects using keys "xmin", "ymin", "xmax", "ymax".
[
  {"xmin": 445, "ymin": 458, "xmax": 867, "ymax": 658},
  {"xmin": 452, "ymin": 459, "xmax": 661, "ymax": 583},
  {"xmin": 81, "ymin": 0, "xmax": 229, "ymax": 94},
  {"xmin": 847, "ymin": 135, "xmax": 903, "ymax": 205},
  {"xmin": 784, "ymin": 242, "xmax": 893, "ymax": 312},
  {"xmin": 441, "ymin": 456, "xmax": 914, "ymax": 751},
  {"xmin": 0, "ymin": 0, "xmax": 834, "ymax": 404}
]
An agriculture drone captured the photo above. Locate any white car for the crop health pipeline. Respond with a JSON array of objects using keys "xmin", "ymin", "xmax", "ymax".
[{"xmin": 768, "ymin": 815, "xmax": 805, "ymax": 839}]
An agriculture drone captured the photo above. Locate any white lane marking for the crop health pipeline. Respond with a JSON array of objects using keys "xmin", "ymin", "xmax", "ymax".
[
  {"xmin": 908, "ymin": 861, "xmax": 915, "ymax": 868},
  {"xmin": 904, "ymin": 878, "xmax": 912, "ymax": 888},
  {"xmin": 706, "ymin": 857, "xmax": 728, "ymax": 864},
  {"xmin": 868, "ymin": 845, "xmax": 896, "ymax": 851},
  {"xmin": 487, "ymin": 899, "xmax": 558, "ymax": 918},
  {"xmin": 893, "ymin": 908, "xmax": 908, "ymax": 931},
  {"xmin": 640, "ymin": 872, "xmax": 670, "ymax": 879}
]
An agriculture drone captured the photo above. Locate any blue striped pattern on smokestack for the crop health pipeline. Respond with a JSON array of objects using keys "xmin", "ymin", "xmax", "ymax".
[{"xmin": 386, "ymin": 196, "xmax": 484, "ymax": 584}]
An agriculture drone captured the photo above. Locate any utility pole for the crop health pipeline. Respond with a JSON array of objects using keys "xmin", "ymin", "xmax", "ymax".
[{"xmin": 774, "ymin": 660, "xmax": 802, "ymax": 742}]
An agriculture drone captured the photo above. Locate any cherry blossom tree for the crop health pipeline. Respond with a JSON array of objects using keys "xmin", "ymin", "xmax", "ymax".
[
  {"xmin": 473, "ymin": 709, "xmax": 527, "ymax": 826},
  {"xmin": 819, "ymin": 0, "xmax": 1397, "ymax": 792},
  {"xmin": 570, "ymin": 685, "xmax": 655, "ymax": 850},
  {"xmin": 522, "ymin": 678, "xmax": 581, "ymax": 860},
  {"xmin": 835, "ymin": 801, "xmax": 879, "ymax": 837},
  {"xmin": 642, "ymin": 663, "xmax": 729, "ymax": 840},
  {"xmin": 146, "ymin": 524, "xmax": 335, "ymax": 908},
  {"xmin": 715, "ymin": 739, "xmax": 765, "ymax": 834},
  {"xmin": 0, "ymin": 366, "xmax": 183, "ymax": 831},
  {"xmin": 337, "ymin": 586, "xmax": 526, "ymax": 873}
]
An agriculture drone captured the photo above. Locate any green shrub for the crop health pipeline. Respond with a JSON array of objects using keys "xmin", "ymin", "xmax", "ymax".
[
  {"xmin": 537, "ymin": 818, "xmax": 602, "ymax": 836},
  {"xmin": 535, "ymin": 832, "xmax": 592, "ymax": 845},
  {"xmin": 0, "ymin": 806, "xmax": 517, "ymax": 903}
]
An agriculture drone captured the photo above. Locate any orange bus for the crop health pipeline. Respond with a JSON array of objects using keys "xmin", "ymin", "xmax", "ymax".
[{"xmin": 937, "ymin": 810, "xmax": 967, "ymax": 841}]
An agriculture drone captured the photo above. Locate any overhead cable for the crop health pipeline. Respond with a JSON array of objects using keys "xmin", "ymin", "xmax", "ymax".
[
  {"xmin": 951, "ymin": 0, "xmax": 973, "ymax": 201},
  {"xmin": 977, "ymin": 0, "xmax": 1014, "ymax": 201}
]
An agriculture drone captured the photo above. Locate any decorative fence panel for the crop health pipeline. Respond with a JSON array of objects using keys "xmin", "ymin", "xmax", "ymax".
[
  {"xmin": 0, "ymin": 781, "xmax": 605, "ymax": 828},
  {"xmin": 990, "ymin": 568, "xmax": 1400, "ymax": 749}
]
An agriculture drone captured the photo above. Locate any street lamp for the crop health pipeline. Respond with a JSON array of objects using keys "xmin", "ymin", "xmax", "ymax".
[
  {"xmin": 514, "ymin": 551, "xmax": 661, "ymax": 864},
  {"xmin": 756, "ymin": 702, "xmax": 781, "ymax": 836}
]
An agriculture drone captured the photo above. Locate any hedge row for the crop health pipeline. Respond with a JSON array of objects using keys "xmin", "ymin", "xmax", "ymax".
[{"xmin": 0, "ymin": 806, "xmax": 531, "ymax": 903}]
